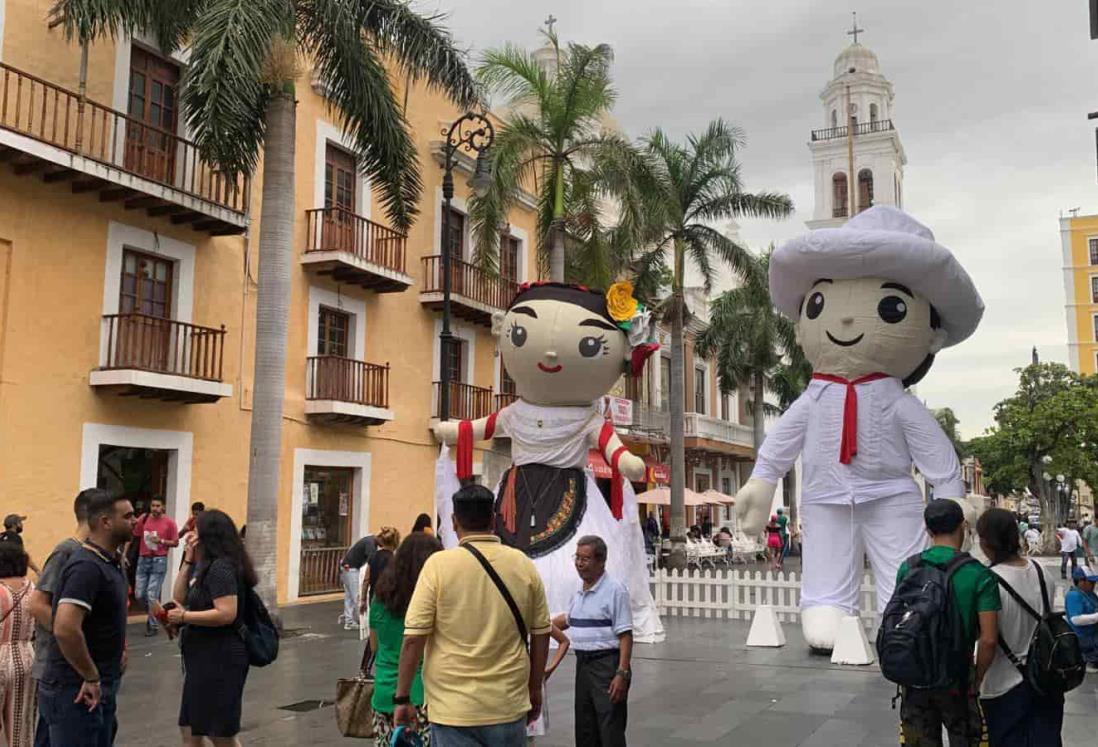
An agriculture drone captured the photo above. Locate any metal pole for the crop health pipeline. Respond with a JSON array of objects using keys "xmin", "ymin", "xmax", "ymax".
[
  {"xmin": 846, "ymin": 82, "xmax": 855, "ymax": 217},
  {"xmin": 439, "ymin": 151, "xmax": 455, "ymax": 422}
]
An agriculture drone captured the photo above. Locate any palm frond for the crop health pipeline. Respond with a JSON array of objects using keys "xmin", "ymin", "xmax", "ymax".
[
  {"xmin": 477, "ymin": 44, "xmax": 551, "ymax": 107},
  {"xmin": 687, "ymin": 224, "xmax": 756, "ymax": 283},
  {"xmin": 49, "ymin": 0, "xmax": 157, "ymax": 43}
]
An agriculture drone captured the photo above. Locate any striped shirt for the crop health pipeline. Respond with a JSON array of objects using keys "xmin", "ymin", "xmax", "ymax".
[{"xmin": 565, "ymin": 572, "xmax": 632, "ymax": 651}]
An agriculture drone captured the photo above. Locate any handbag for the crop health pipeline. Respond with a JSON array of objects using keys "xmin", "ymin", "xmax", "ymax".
[{"xmin": 335, "ymin": 670, "xmax": 375, "ymax": 738}]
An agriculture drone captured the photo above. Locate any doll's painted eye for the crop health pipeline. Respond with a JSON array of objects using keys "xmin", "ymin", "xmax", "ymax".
[
  {"xmin": 877, "ymin": 296, "xmax": 908, "ymax": 324},
  {"xmin": 578, "ymin": 336, "xmax": 604, "ymax": 358},
  {"xmin": 805, "ymin": 291, "xmax": 825, "ymax": 320},
  {"xmin": 509, "ymin": 323, "xmax": 527, "ymax": 347}
]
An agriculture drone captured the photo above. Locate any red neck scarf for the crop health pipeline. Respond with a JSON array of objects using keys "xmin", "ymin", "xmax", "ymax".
[{"xmin": 811, "ymin": 372, "xmax": 890, "ymax": 464}]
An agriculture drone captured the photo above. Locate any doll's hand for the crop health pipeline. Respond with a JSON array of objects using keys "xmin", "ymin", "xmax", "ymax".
[
  {"xmin": 617, "ymin": 452, "xmax": 646, "ymax": 483},
  {"xmin": 432, "ymin": 421, "xmax": 459, "ymax": 445},
  {"xmin": 735, "ymin": 478, "xmax": 777, "ymax": 537}
]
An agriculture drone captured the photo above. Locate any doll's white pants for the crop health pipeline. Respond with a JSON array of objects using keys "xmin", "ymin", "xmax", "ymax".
[{"xmin": 799, "ymin": 494, "xmax": 927, "ymax": 617}]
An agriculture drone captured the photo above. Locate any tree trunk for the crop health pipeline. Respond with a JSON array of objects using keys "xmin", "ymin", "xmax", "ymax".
[
  {"xmin": 549, "ymin": 222, "xmax": 565, "ymax": 283},
  {"xmin": 1030, "ymin": 462, "xmax": 1058, "ymax": 555},
  {"xmin": 752, "ymin": 371, "xmax": 766, "ymax": 455},
  {"xmin": 245, "ymin": 92, "xmax": 296, "ymax": 606},
  {"xmin": 667, "ymin": 244, "xmax": 687, "ymax": 569}
]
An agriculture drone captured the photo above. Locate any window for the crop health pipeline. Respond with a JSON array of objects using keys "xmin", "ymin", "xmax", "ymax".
[
  {"xmin": 500, "ymin": 364, "xmax": 516, "ymax": 395},
  {"xmin": 659, "ymin": 356, "xmax": 670, "ymax": 411},
  {"xmin": 324, "ymin": 144, "xmax": 357, "ymax": 212},
  {"xmin": 445, "ymin": 338, "xmax": 465, "ymax": 384},
  {"xmin": 126, "ymin": 46, "xmax": 179, "ymax": 182},
  {"xmin": 832, "ymin": 172, "xmax": 848, "ymax": 218},
  {"xmin": 694, "ymin": 473, "xmax": 711, "ymax": 493},
  {"xmin": 1089, "ymin": 238, "xmax": 1098, "ymax": 266},
  {"xmin": 1092, "ymin": 277, "xmax": 1098, "ymax": 303},
  {"xmin": 830, "ymin": 109, "xmax": 837, "ymax": 128},
  {"xmin": 694, "ymin": 366, "xmax": 706, "ymax": 414},
  {"xmin": 625, "ymin": 374, "xmax": 643, "ymax": 401},
  {"xmin": 120, "ymin": 249, "xmax": 173, "ymax": 318},
  {"xmin": 499, "ymin": 234, "xmax": 520, "ymax": 282},
  {"xmin": 317, "ymin": 306, "xmax": 350, "ymax": 358},
  {"xmin": 721, "ymin": 477, "xmax": 732, "ymax": 496},
  {"xmin": 858, "ymin": 169, "xmax": 874, "ymax": 213},
  {"xmin": 870, "ymin": 102, "xmax": 879, "ymax": 123},
  {"xmin": 442, "ymin": 206, "xmax": 465, "ymax": 259},
  {"xmin": 1093, "ymin": 314, "xmax": 1098, "ymax": 343},
  {"xmin": 720, "ymin": 393, "xmax": 731, "ymax": 421},
  {"xmin": 299, "ymin": 466, "xmax": 355, "ymax": 595}
]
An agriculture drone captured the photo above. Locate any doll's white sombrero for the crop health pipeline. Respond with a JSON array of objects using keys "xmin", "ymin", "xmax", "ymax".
[{"xmin": 770, "ymin": 205, "xmax": 984, "ymax": 347}]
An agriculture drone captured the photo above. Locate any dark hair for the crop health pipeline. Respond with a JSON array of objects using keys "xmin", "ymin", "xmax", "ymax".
[
  {"xmin": 74, "ymin": 488, "xmax": 109, "ymax": 524},
  {"xmin": 374, "ymin": 532, "xmax": 443, "ymax": 617},
  {"xmin": 508, "ymin": 282, "xmax": 616, "ymax": 325},
  {"xmin": 195, "ymin": 509, "xmax": 258, "ymax": 589},
  {"xmin": 86, "ymin": 490, "xmax": 123, "ymax": 526},
  {"xmin": 924, "ymin": 499, "xmax": 964, "ymax": 536},
  {"xmin": 452, "ymin": 484, "xmax": 495, "ymax": 532},
  {"xmin": 577, "ymin": 534, "xmax": 608, "ymax": 562},
  {"xmin": 977, "ymin": 508, "xmax": 1022, "ymax": 566},
  {"xmin": 0, "ymin": 542, "xmax": 28, "ymax": 577},
  {"xmin": 411, "ymin": 513, "xmax": 432, "ymax": 534},
  {"xmin": 903, "ymin": 305, "xmax": 942, "ymax": 387},
  {"xmin": 191, "ymin": 502, "xmax": 205, "ymax": 512}
]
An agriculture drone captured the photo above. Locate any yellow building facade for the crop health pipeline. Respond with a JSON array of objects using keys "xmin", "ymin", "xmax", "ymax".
[
  {"xmin": 1060, "ymin": 212, "xmax": 1098, "ymax": 375},
  {"xmin": 0, "ymin": 0, "xmax": 539, "ymax": 603}
]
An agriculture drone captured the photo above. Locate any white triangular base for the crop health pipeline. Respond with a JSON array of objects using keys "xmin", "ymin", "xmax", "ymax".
[
  {"xmin": 830, "ymin": 615, "xmax": 875, "ymax": 665},
  {"xmin": 746, "ymin": 604, "xmax": 786, "ymax": 647}
]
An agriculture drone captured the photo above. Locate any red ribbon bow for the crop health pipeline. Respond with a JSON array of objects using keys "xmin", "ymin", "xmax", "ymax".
[{"xmin": 811, "ymin": 372, "xmax": 890, "ymax": 464}]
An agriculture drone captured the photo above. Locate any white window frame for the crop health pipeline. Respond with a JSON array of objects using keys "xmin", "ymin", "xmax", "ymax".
[
  {"xmin": 432, "ymin": 318, "xmax": 476, "ymax": 384},
  {"xmin": 111, "ymin": 35, "xmax": 191, "ymax": 171},
  {"xmin": 1092, "ymin": 313, "xmax": 1098, "ymax": 343},
  {"xmin": 1089, "ymin": 236, "xmax": 1098, "ymax": 267},
  {"xmin": 693, "ymin": 363, "xmax": 709, "ymax": 415},
  {"xmin": 314, "ymin": 120, "xmax": 371, "ymax": 216},
  {"xmin": 288, "ymin": 448, "xmax": 372, "ymax": 602},
  {"xmin": 0, "ymin": 1, "xmax": 6, "ymax": 62},
  {"xmin": 693, "ymin": 466, "xmax": 713, "ymax": 493},
  {"xmin": 307, "ymin": 285, "xmax": 366, "ymax": 360},
  {"xmin": 434, "ymin": 190, "xmax": 471, "ymax": 261},
  {"xmin": 1090, "ymin": 274, "xmax": 1098, "ymax": 304}
]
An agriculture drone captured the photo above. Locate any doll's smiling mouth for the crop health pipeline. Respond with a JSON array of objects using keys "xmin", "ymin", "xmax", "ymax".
[
  {"xmin": 537, "ymin": 363, "xmax": 563, "ymax": 373},
  {"xmin": 826, "ymin": 331, "xmax": 864, "ymax": 347}
]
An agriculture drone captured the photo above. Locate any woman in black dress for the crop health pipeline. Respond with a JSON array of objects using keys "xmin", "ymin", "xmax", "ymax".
[{"xmin": 167, "ymin": 509, "xmax": 256, "ymax": 746}]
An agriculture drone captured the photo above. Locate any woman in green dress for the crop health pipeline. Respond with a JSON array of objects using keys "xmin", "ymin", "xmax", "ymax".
[{"xmin": 369, "ymin": 531, "xmax": 442, "ymax": 745}]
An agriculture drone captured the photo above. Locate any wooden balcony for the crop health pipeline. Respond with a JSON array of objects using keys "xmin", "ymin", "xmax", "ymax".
[
  {"xmin": 91, "ymin": 313, "xmax": 232, "ymax": 403},
  {"xmin": 431, "ymin": 381, "xmax": 494, "ymax": 421},
  {"xmin": 0, "ymin": 62, "xmax": 247, "ymax": 235},
  {"xmin": 302, "ymin": 207, "xmax": 412, "ymax": 292},
  {"xmin": 305, "ymin": 355, "xmax": 393, "ymax": 426},
  {"xmin": 419, "ymin": 255, "xmax": 518, "ymax": 327}
]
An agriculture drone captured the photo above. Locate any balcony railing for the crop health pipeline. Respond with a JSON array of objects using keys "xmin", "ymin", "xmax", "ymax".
[
  {"xmin": 811, "ymin": 119, "xmax": 895, "ymax": 142},
  {"xmin": 305, "ymin": 207, "xmax": 407, "ymax": 274},
  {"xmin": 0, "ymin": 62, "xmax": 248, "ymax": 215},
  {"xmin": 432, "ymin": 381, "xmax": 494, "ymax": 421},
  {"xmin": 306, "ymin": 356, "xmax": 389, "ymax": 408},
  {"xmin": 421, "ymin": 255, "xmax": 518, "ymax": 311},
  {"xmin": 684, "ymin": 412, "xmax": 754, "ymax": 449},
  {"xmin": 625, "ymin": 401, "xmax": 670, "ymax": 441},
  {"xmin": 495, "ymin": 391, "xmax": 519, "ymax": 410},
  {"xmin": 299, "ymin": 546, "xmax": 346, "ymax": 596},
  {"xmin": 99, "ymin": 313, "xmax": 226, "ymax": 382}
]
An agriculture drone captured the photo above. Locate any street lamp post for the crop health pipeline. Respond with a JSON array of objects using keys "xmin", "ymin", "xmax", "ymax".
[{"xmin": 438, "ymin": 113, "xmax": 495, "ymax": 422}]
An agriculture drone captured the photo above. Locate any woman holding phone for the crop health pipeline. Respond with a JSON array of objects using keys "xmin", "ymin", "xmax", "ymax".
[{"xmin": 167, "ymin": 510, "xmax": 257, "ymax": 747}]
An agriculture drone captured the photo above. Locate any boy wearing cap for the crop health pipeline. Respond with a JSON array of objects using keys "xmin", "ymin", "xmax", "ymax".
[
  {"xmin": 734, "ymin": 206, "xmax": 985, "ymax": 650},
  {"xmin": 1065, "ymin": 567, "xmax": 1098, "ymax": 671},
  {"xmin": 0, "ymin": 513, "xmax": 40, "ymax": 574}
]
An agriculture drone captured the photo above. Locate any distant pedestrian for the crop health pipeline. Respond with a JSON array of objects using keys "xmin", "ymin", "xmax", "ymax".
[
  {"xmin": 132, "ymin": 497, "xmax": 179, "ymax": 636},
  {"xmin": 395, "ymin": 484, "xmax": 550, "ymax": 745},
  {"xmin": 1064, "ymin": 567, "xmax": 1098, "ymax": 672},
  {"xmin": 0, "ymin": 541, "xmax": 35, "ymax": 747},
  {"xmin": 27, "ymin": 489, "xmax": 97, "ymax": 747},
  {"xmin": 359, "ymin": 527, "xmax": 399, "ymax": 615},
  {"xmin": 166, "ymin": 509, "xmax": 257, "ymax": 746},
  {"xmin": 765, "ymin": 515, "xmax": 783, "ymax": 571},
  {"xmin": 553, "ymin": 535, "xmax": 632, "ymax": 747},
  {"xmin": 0, "ymin": 515, "xmax": 40, "ymax": 575},
  {"xmin": 1082, "ymin": 521, "xmax": 1098, "ymax": 566},
  {"xmin": 776, "ymin": 507, "xmax": 789, "ymax": 561},
  {"xmin": 1057, "ymin": 522, "xmax": 1082, "ymax": 579},
  {"xmin": 340, "ymin": 533, "xmax": 377, "ymax": 631},
  {"xmin": 978, "ymin": 508, "xmax": 1065, "ymax": 745},
  {"xmin": 411, "ymin": 514, "xmax": 434, "ymax": 536},
  {"xmin": 643, "ymin": 514, "xmax": 659, "ymax": 550},
  {"xmin": 181, "ymin": 502, "xmax": 205, "ymax": 535},
  {"xmin": 369, "ymin": 532, "xmax": 442, "ymax": 745},
  {"xmin": 39, "ymin": 491, "xmax": 135, "ymax": 747},
  {"xmin": 701, "ymin": 516, "xmax": 712, "ymax": 538}
]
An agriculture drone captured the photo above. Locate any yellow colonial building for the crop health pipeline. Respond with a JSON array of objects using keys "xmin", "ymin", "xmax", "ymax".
[
  {"xmin": 1060, "ymin": 212, "xmax": 1098, "ymax": 375},
  {"xmin": 0, "ymin": 0, "xmax": 539, "ymax": 603}
]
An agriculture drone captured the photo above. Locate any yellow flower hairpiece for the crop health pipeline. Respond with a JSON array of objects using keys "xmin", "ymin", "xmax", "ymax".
[{"xmin": 606, "ymin": 281, "xmax": 638, "ymax": 323}]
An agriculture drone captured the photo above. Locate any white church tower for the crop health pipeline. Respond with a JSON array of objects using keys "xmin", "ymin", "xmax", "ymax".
[{"xmin": 806, "ymin": 18, "xmax": 906, "ymax": 229}]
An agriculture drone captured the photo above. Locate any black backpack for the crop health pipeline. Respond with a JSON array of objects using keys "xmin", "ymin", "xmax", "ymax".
[
  {"xmin": 236, "ymin": 586, "xmax": 280, "ymax": 667},
  {"xmin": 994, "ymin": 561, "xmax": 1085, "ymax": 696},
  {"xmin": 876, "ymin": 551, "xmax": 977, "ymax": 689}
]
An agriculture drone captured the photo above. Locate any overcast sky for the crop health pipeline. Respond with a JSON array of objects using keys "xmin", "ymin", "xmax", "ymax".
[{"xmin": 431, "ymin": 0, "xmax": 1098, "ymax": 438}]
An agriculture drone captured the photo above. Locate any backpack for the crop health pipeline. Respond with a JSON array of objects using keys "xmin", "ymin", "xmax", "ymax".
[
  {"xmin": 236, "ymin": 586, "xmax": 280, "ymax": 667},
  {"xmin": 876, "ymin": 551, "xmax": 977, "ymax": 689},
  {"xmin": 994, "ymin": 560, "xmax": 1085, "ymax": 696}
]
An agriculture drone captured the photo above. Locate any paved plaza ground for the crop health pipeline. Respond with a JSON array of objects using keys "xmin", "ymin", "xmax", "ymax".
[{"xmin": 115, "ymin": 596, "xmax": 1098, "ymax": 746}]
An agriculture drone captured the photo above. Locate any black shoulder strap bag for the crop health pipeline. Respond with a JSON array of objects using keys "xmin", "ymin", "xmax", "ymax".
[{"xmin": 463, "ymin": 542, "xmax": 528, "ymax": 653}]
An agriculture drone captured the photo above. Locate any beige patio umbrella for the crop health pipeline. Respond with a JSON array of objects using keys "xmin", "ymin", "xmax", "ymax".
[{"xmin": 635, "ymin": 486, "xmax": 707, "ymax": 506}]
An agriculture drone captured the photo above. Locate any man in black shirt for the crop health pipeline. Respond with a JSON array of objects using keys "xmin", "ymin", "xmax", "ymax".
[
  {"xmin": 38, "ymin": 491, "xmax": 134, "ymax": 747},
  {"xmin": 1, "ymin": 513, "xmax": 40, "ymax": 574},
  {"xmin": 339, "ymin": 534, "xmax": 376, "ymax": 630}
]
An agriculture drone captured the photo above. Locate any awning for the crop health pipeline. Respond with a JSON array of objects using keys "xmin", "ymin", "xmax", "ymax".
[
  {"xmin": 588, "ymin": 450, "xmax": 670, "ymax": 483},
  {"xmin": 587, "ymin": 449, "xmax": 613, "ymax": 479}
]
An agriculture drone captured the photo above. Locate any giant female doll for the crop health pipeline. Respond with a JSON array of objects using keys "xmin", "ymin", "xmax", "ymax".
[{"xmin": 433, "ymin": 281, "xmax": 664, "ymax": 641}]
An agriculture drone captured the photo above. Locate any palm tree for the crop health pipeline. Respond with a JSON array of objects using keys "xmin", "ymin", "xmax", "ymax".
[
  {"xmin": 640, "ymin": 122, "xmax": 793, "ymax": 568},
  {"xmin": 470, "ymin": 31, "xmax": 643, "ymax": 281},
  {"xmin": 52, "ymin": 0, "xmax": 478, "ymax": 602}
]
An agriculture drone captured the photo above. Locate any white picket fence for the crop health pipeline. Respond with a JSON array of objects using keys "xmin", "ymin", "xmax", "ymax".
[{"xmin": 648, "ymin": 568, "xmax": 878, "ymax": 626}]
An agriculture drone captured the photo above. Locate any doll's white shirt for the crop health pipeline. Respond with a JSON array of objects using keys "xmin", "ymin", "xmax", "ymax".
[
  {"xmin": 495, "ymin": 399, "xmax": 605, "ymax": 470},
  {"xmin": 751, "ymin": 375, "xmax": 963, "ymax": 505}
]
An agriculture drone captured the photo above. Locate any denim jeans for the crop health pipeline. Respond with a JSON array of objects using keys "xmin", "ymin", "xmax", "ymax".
[
  {"xmin": 430, "ymin": 716, "xmax": 526, "ymax": 747},
  {"xmin": 1061, "ymin": 551, "xmax": 1078, "ymax": 578},
  {"xmin": 38, "ymin": 678, "xmax": 119, "ymax": 747},
  {"xmin": 340, "ymin": 566, "xmax": 360, "ymax": 626},
  {"xmin": 134, "ymin": 555, "xmax": 168, "ymax": 626}
]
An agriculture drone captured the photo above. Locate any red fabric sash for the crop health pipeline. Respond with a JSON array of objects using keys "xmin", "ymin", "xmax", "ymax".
[
  {"xmin": 811, "ymin": 372, "xmax": 890, "ymax": 464},
  {"xmin": 598, "ymin": 422, "xmax": 626, "ymax": 520},
  {"xmin": 456, "ymin": 419, "xmax": 474, "ymax": 480}
]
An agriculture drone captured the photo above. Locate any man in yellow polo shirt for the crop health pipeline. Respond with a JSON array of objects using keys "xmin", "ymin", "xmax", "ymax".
[{"xmin": 394, "ymin": 484, "xmax": 551, "ymax": 745}]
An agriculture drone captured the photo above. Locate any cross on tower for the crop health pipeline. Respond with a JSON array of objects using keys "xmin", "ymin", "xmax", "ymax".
[
  {"xmin": 847, "ymin": 12, "xmax": 864, "ymax": 44},
  {"xmin": 544, "ymin": 14, "xmax": 558, "ymax": 35}
]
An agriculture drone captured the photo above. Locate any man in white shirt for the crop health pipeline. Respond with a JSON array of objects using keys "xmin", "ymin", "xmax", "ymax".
[
  {"xmin": 1058, "ymin": 522, "xmax": 1083, "ymax": 579},
  {"xmin": 733, "ymin": 206, "xmax": 985, "ymax": 649}
]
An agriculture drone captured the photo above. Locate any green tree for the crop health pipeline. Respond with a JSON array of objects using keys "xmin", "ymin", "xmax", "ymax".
[
  {"xmin": 639, "ymin": 122, "xmax": 793, "ymax": 568},
  {"xmin": 470, "ymin": 31, "xmax": 644, "ymax": 281},
  {"xmin": 53, "ymin": 0, "xmax": 477, "ymax": 600},
  {"xmin": 933, "ymin": 407, "xmax": 966, "ymax": 459}
]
